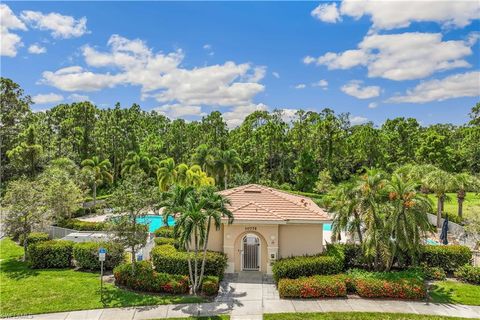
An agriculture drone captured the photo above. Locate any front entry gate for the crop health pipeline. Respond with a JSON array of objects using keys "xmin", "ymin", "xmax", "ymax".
[{"xmin": 242, "ymin": 234, "xmax": 260, "ymax": 271}]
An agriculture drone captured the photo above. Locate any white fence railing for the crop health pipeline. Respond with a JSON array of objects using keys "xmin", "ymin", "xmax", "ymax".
[{"xmin": 46, "ymin": 225, "xmax": 110, "ymax": 240}]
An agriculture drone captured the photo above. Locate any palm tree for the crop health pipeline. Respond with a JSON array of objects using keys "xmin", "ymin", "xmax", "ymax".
[
  {"xmin": 81, "ymin": 156, "xmax": 113, "ymax": 208},
  {"xmin": 384, "ymin": 174, "xmax": 433, "ymax": 270},
  {"xmin": 217, "ymin": 149, "xmax": 242, "ymax": 189},
  {"xmin": 453, "ymin": 173, "xmax": 480, "ymax": 219},
  {"xmin": 423, "ymin": 169, "xmax": 454, "ymax": 227},
  {"xmin": 121, "ymin": 151, "xmax": 159, "ymax": 177},
  {"xmin": 157, "ymin": 158, "xmax": 177, "ymax": 191},
  {"xmin": 330, "ymin": 181, "xmax": 363, "ymax": 244},
  {"xmin": 161, "ymin": 185, "xmax": 195, "ymax": 228},
  {"xmin": 192, "ymin": 144, "xmax": 215, "ymax": 174}
]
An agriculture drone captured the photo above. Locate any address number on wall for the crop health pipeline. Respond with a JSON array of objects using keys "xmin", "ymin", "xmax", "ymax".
[{"xmin": 245, "ymin": 227, "xmax": 257, "ymax": 231}]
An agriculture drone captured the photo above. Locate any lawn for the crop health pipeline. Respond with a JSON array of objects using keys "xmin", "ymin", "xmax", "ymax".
[
  {"xmin": 427, "ymin": 192, "xmax": 480, "ymax": 220},
  {"xmin": 429, "ymin": 280, "xmax": 480, "ymax": 306},
  {"xmin": 0, "ymin": 238, "xmax": 203, "ymax": 317},
  {"xmin": 264, "ymin": 312, "xmax": 472, "ymax": 320}
]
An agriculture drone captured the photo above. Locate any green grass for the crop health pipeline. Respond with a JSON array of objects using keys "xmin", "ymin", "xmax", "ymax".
[
  {"xmin": 264, "ymin": 312, "xmax": 471, "ymax": 320},
  {"xmin": 429, "ymin": 280, "xmax": 480, "ymax": 306},
  {"xmin": 427, "ymin": 192, "xmax": 480, "ymax": 220},
  {"xmin": 0, "ymin": 238, "xmax": 203, "ymax": 317}
]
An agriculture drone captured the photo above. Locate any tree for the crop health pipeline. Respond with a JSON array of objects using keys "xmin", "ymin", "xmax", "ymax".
[
  {"xmin": 384, "ymin": 174, "xmax": 433, "ymax": 270},
  {"xmin": 121, "ymin": 151, "xmax": 159, "ymax": 178},
  {"xmin": 6, "ymin": 125, "xmax": 44, "ymax": 178},
  {"xmin": 192, "ymin": 144, "xmax": 215, "ymax": 174},
  {"xmin": 216, "ymin": 149, "xmax": 242, "ymax": 189},
  {"xmin": 453, "ymin": 173, "xmax": 480, "ymax": 219},
  {"xmin": 330, "ymin": 181, "xmax": 363, "ymax": 244},
  {"xmin": 469, "ymin": 102, "xmax": 480, "ymax": 126},
  {"xmin": 423, "ymin": 169, "xmax": 454, "ymax": 227},
  {"xmin": 81, "ymin": 156, "xmax": 113, "ymax": 208},
  {"xmin": 157, "ymin": 158, "xmax": 177, "ymax": 191},
  {"xmin": 109, "ymin": 171, "xmax": 154, "ymax": 268},
  {"xmin": 3, "ymin": 178, "xmax": 45, "ymax": 260}
]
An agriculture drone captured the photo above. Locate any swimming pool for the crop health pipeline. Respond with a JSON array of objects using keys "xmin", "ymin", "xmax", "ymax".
[
  {"xmin": 136, "ymin": 215, "xmax": 175, "ymax": 232},
  {"xmin": 323, "ymin": 223, "xmax": 332, "ymax": 231}
]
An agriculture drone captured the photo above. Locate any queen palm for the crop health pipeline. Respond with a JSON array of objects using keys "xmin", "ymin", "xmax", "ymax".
[
  {"xmin": 157, "ymin": 158, "xmax": 177, "ymax": 191},
  {"xmin": 217, "ymin": 149, "xmax": 242, "ymax": 189},
  {"xmin": 121, "ymin": 151, "xmax": 159, "ymax": 177},
  {"xmin": 81, "ymin": 156, "xmax": 113, "ymax": 208},
  {"xmin": 384, "ymin": 174, "xmax": 433, "ymax": 270},
  {"xmin": 192, "ymin": 144, "xmax": 215, "ymax": 174},
  {"xmin": 330, "ymin": 181, "xmax": 363, "ymax": 244},
  {"xmin": 453, "ymin": 173, "xmax": 480, "ymax": 219},
  {"xmin": 423, "ymin": 169, "xmax": 454, "ymax": 227}
]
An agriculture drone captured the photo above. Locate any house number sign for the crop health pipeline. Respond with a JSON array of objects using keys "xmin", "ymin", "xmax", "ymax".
[{"xmin": 245, "ymin": 227, "xmax": 257, "ymax": 231}]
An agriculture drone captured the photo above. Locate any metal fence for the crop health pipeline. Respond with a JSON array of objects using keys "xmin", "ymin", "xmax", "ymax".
[{"xmin": 46, "ymin": 225, "xmax": 110, "ymax": 240}]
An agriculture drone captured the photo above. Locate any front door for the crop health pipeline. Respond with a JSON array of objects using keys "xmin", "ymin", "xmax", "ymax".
[{"xmin": 242, "ymin": 234, "xmax": 260, "ymax": 271}]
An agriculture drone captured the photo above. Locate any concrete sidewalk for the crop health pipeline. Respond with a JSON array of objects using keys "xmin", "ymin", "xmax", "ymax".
[{"xmin": 4, "ymin": 272, "xmax": 480, "ymax": 320}]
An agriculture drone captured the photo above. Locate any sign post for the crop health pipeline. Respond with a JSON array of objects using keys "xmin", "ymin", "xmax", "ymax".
[{"xmin": 99, "ymin": 247, "xmax": 107, "ymax": 302}]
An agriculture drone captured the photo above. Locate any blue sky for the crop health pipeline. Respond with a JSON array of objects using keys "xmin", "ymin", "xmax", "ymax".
[{"xmin": 1, "ymin": 1, "xmax": 479, "ymax": 127}]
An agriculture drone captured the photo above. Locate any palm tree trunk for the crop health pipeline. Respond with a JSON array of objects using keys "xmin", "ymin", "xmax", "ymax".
[
  {"xmin": 193, "ymin": 229, "xmax": 199, "ymax": 295},
  {"xmin": 457, "ymin": 190, "xmax": 465, "ymax": 219},
  {"xmin": 436, "ymin": 196, "xmax": 442, "ymax": 228},
  {"xmin": 224, "ymin": 168, "xmax": 228, "ymax": 190},
  {"xmin": 353, "ymin": 211, "xmax": 363, "ymax": 244},
  {"xmin": 185, "ymin": 242, "xmax": 194, "ymax": 292},
  {"xmin": 93, "ymin": 181, "xmax": 97, "ymax": 208},
  {"xmin": 198, "ymin": 217, "xmax": 211, "ymax": 290}
]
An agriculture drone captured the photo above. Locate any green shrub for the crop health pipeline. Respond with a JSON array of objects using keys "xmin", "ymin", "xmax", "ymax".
[
  {"xmin": 154, "ymin": 237, "xmax": 177, "ymax": 247},
  {"xmin": 57, "ymin": 219, "xmax": 108, "ymax": 231},
  {"xmin": 353, "ymin": 277, "xmax": 425, "ymax": 300},
  {"xmin": 20, "ymin": 232, "xmax": 49, "ymax": 247},
  {"xmin": 272, "ymin": 246, "xmax": 344, "ymax": 283},
  {"xmin": 278, "ymin": 275, "xmax": 347, "ymax": 298},
  {"xmin": 113, "ymin": 261, "xmax": 189, "ymax": 294},
  {"xmin": 201, "ymin": 276, "xmax": 219, "ymax": 296},
  {"xmin": 154, "ymin": 226, "xmax": 174, "ymax": 238},
  {"xmin": 454, "ymin": 265, "xmax": 480, "ymax": 284},
  {"xmin": 151, "ymin": 245, "xmax": 227, "ymax": 279},
  {"xmin": 73, "ymin": 241, "xmax": 125, "ymax": 270},
  {"xmin": 28, "ymin": 240, "xmax": 74, "ymax": 269},
  {"xmin": 421, "ymin": 245, "xmax": 472, "ymax": 272},
  {"xmin": 417, "ymin": 265, "xmax": 446, "ymax": 280}
]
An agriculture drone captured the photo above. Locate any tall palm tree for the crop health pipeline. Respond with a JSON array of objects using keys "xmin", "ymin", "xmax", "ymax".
[
  {"xmin": 121, "ymin": 151, "xmax": 159, "ymax": 177},
  {"xmin": 157, "ymin": 158, "xmax": 177, "ymax": 191},
  {"xmin": 192, "ymin": 144, "xmax": 215, "ymax": 174},
  {"xmin": 161, "ymin": 185, "xmax": 195, "ymax": 228},
  {"xmin": 330, "ymin": 181, "xmax": 363, "ymax": 244},
  {"xmin": 217, "ymin": 149, "xmax": 242, "ymax": 189},
  {"xmin": 423, "ymin": 169, "xmax": 454, "ymax": 227},
  {"xmin": 384, "ymin": 174, "xmax": 433, "ymax": 270},
  {"xmin": 453, "ymin": 173, "xmax": 480, "ymax": 219},
  {"xmin": 81, "ymin": 156, "xmax": 113, "ymax": 208}
]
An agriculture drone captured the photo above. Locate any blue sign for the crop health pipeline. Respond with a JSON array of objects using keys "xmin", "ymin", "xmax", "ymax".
[{"xmin": 99, "ymin": 248, "xmax": 107, "ymax": 254}]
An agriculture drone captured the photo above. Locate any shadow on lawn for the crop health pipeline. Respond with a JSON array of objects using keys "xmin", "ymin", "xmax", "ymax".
[
  {"xmin": 428, "ymin": 284, "xmax": 454, "ymax": 304},
  {"xmin": 1, "ymin": 258, "xmax": 39, "ymax": 280}
]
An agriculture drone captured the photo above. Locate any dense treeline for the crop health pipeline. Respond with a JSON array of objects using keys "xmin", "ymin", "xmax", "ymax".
[{"xmin": 1, "ymin": 77, "xmax": 479, "ymax": 194}]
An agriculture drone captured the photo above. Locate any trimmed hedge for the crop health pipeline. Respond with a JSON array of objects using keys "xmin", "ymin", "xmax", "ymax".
[
  {"xmin": 73, "ymin": 241, "xmax": 125, "ymax": 270},
  {"xmin": 454, "ymin": 265, "xmax": 480, "ymax": 284},
  {"xmin": 278, "ymin": 275, "xmax": 347, "ymax": 298},
  {"xmin": 418, "ymin": 265, "xmax": 446, "ymax": 280},
  {"xmin": 113, "ymin": 261, "xmax": 189, "ymax": 294},
  {"xmin": 57, "ymin": 219, "xmax": 108, "ymax": 231},
  {"xmin": 151, "ymin": 245, "xmax": 227, "ymax": 279},
  {"xmin": 420, "ymin": 245, "xmax": 472, "ymax": 272},
  {"xmin": 154, "ymin": 237, "xmax": 177, "ymax": 247},
  {"xmin": 272, "ymin": 245, "xmax": 344, "ymax": 282},
  {"xmin": 353, "ymin": 277, "xmax": 425, "ymax": 300},
  {"xmin": 28, "ymin": 240, "xmax": 74, "ymax": 269},
  {"xmin": 201, "ymin": 276, "xmax": 220, "ymax": 296},
  {"xmin": 154, "ymin": 226, "xmax": 174, "ymax": 238},
  {"xmin": 21, "ymin": 232, "xmax": 49, "ymax": 247}
]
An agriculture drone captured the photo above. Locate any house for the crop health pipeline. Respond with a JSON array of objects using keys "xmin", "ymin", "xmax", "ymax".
[{"xmin": 206, "ymin": 184, "xmax": 331, "ymax": 274}]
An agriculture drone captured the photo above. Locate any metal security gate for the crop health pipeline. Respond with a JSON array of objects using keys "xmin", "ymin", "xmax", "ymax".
[{"xmin": 242, "ymin": 235, "xmax": 260, "ymax": 271}]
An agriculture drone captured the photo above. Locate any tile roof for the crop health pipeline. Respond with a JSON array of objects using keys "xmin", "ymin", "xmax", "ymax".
[{"xmin": 218, "ymin": 184, "xmax": 331, "ymax": 223}]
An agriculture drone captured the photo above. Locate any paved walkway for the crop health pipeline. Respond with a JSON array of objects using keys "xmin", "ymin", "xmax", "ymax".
[{"xmin": 4, "ymin": 272, "xmax": 480, "ymax": 320}]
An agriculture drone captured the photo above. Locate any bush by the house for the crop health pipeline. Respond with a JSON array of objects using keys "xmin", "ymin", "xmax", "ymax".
[
  {"xmin": 154, "ymin": 226, "xmax": 174, "ymax": 238},
  {"xmin": 154, "ymin": 237, "xmax": 177, "ymax": 247},
  {"xmin": 73, "ymin": 241, "xmax": 125, "ymax": 270},
  {"xmin": 272, "ymin": 247, "xmax": 343, "ymax": 282},
  {"xmin": 57, "ymin": 219, "xmax": 108, "ymax": 231},
  {"xmin": 27, "ymin": 240, "xmax": 74, "ymax": 269},
  {"xmin": 151, "ymin": 244, "xmax": 227, "ymax": 279},
  {"xmin": 20, "ymin": 232, "xmax": 49, "ymax": 247},
  {"xmin": 201, "ymin": 276, "xmax": 220, "ymax": 296},
  {"xmin": 278, "ymin": 275, "xmax": 347, "ymax": 298},
  {"xmin": 417, "ymin": 265, "xmax": 446, "ymax": 280},
  {"xmin": 420, "ymin": 245, "xmax": 471, "ymax": 272},
  {"xmin": 353, "ymin": 277, "xmax": 425, "ymax": 300},
  {"xmin": 113, "ymin": 261, "xmax": 189, "ymax": 294},
  {"xmin": 454, "ymin": 265, "xmax": 480, "ymax": 284}
]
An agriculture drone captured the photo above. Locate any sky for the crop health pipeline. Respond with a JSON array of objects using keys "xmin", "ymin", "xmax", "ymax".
[{"xmin": 1, "ymin": 1, "xmax": 479, "ymax": 128}]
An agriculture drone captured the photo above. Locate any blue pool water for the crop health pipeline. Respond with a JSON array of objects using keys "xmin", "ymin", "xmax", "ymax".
[
  {"xmin": 426, "ymin": 239, "xmax": 440, "ymax": 245},
  {"xmin": 136, "ymin": 215, "xmax": 175, "ymax": 232},
  {"xmin": 323, "ymin": 224, "xmax": 332, "ymax": 231}
]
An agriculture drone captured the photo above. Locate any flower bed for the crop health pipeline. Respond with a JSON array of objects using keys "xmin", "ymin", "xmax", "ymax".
[
  {"xmin": 278, "ymin": 275, "xmax": 347, "ymax": 298},
  {"xmin": 353, "ymin": 277, "xmax": 425, "ymax": 299}
]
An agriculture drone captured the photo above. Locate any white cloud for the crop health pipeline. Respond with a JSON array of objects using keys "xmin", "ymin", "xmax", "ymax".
[
  {"xmin": 68, "ymin": 93, "xmax": 89, "ymax": 102},
  {"xmin": 310, "ymin": 32, "xmax": 477, "ymax": 81},
  {"xmin": 388, "ymin": 71, "xmax": 480, "ymax": 103},
  {"xmin": 20, "ymin": 10, "xmax": 88, "ymax": 38},
  {"xmin": 0, "ymin": 4, "xmax": 27, "ymax": 57},
  {"xmin": 42, "ymin": 35, "xmax": 266, "ymax": 111},
  {"xmin": 311, "ymin": 3, "xmax": 341, "ymax": 23},
  {"xmin": 32, "ymin": 93, "xmax": 63, "ymax": 104},
  {"xmin": 280, "ymin": 108, "xmax": 298, "ymax": 123},
  {"xmin": 341, "ymin": 80, "xmax": 380, "ymax": 99},
  {"xmin": 339, "ymin": 0, "xmax": 480, "ymax": 30},
  {"xmin": 203, "ymin": 43, "xmax": 214, "ymax": 56},
  {"xmin": 312, "ymin": 79, "xmax": 328, "ymax": 88},
  {"xmin": 303, "ymin": 56, "xmax": 316, "ymax": 65},
  {"xmin": 28, "ymin": 43, "xmax": 46, "ymax": 54},
  {"xmin": 295, "ymin": 83, "xmax": 306, "ymax": 89},
  {"xmin": 154, "ymin": 104, "xmax": 204, "ymax": 119},
  {"xmin": 368, "ymin": 102, "xmax": 378, "ymax": 109},
  {"xmin": 223, "ymin": 103, "xmax": 268, "ymax": 128},
  {"xmin": 350, "ymin": 115, "xmax": 368, "ymax": 125},
  {"xmin": 272, "ymin": 72, "xmax": 280, "ymax": 79}
]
